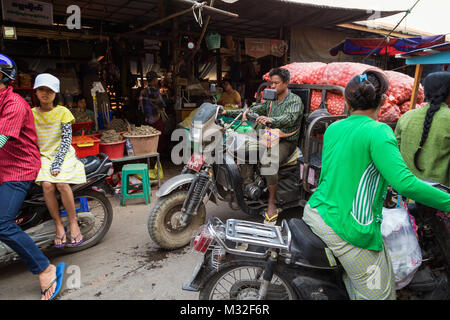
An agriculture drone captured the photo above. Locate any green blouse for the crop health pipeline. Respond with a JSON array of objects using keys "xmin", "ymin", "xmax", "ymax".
[{"xmin": 308, "ymin": 114, "xmax": 450, "ymax": 251}]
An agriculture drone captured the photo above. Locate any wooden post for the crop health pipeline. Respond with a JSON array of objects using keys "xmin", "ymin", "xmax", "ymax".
[
  {"xmin": 216, "ymin": 48, "xmax": 222, "ymax": 82},
  {"xmin": 409, "ymin": 64, "xmax": 423, "ymax": 109}
]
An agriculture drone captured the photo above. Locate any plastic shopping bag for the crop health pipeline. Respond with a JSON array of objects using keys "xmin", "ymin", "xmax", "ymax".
[
  {"xmin": 381, "ymin": 207, "xmax": 422, "ymax": 289},
  {"xmin": 149, "ymin": 162, "xmax": 164, "ymax": 180}
]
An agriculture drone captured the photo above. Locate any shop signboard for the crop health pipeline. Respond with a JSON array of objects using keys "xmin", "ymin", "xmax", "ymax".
[
  {"xmin": 245, "ymin": 38, "xmax": 289, "ymax": 58},
  {"xmin": 1, "ymin": 0, "xmax": 53, "ymax": 26}
]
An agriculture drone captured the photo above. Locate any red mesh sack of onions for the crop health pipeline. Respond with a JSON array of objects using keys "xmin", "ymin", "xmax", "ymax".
[
  {"xmin": 310, "ymin": 90, "xmax": 346, "ymax": 115},
  {"xmin": 262, "ymin": 62, "xmax": 327, "ymax": 84},
  {"xmin": 377, "ymin": 102, "xmax": 401, "ymax": 123},
  {"xmin": 399, "ymin": 101, "xmax": 428, "ymax": 114},
  {"xmin": 318, "ymin": 63, "xmax": 383, "ymax": 87},
  {"xmin": 385, "ymin": 70, "xmax": 425, "ymax": 106}
]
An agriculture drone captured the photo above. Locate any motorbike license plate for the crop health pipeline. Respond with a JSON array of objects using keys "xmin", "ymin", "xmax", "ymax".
[{"xmin": 187, "ymin": 153, "xmax": 205, "ymax": 172}]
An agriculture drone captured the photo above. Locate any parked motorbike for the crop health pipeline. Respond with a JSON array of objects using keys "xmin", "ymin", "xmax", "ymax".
[
  {"xmin": 0, "ymin": 153, "xmax": 115, "ymax": 266},
  {"xmin": 183, "ymin": 181, "xmax": 449, "ymax": 300},
  {"xmin": 148, "ymin": 84, "xmax": 347, "ymax": 250}
]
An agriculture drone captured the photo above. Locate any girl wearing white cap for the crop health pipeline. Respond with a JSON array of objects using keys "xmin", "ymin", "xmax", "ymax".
[{"xmin": 32, "ymin": 73, "xmax": 86, "ymax": 248}]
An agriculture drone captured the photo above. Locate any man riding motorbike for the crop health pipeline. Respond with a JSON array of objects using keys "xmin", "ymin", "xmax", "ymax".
[
  {"xmin": 0, "ymin": 54, "xmax": 65, "ymax": 300},
  {"xmin": 222, "ymin": 67, "xmax": 304, "ymax": 224},
  {"xmin": 302, "ymin": 69, "xmax": 450, "ymax": 300}
]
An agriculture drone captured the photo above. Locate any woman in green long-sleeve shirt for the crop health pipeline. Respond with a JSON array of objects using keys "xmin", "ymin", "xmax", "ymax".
[
  {"xmin": 395, "ymin": 71, "xmax": 450, "ymax": 187},
  {"xmin": 302, "ymin": 69, "xmax": 450, "ymax": 300}
]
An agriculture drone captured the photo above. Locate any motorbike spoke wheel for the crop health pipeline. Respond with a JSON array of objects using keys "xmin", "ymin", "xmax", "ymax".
[
  {"xmin": 148, "ymin": 190, "xmax": 206, "ymax": 250},
  {"xmin": 62, "ymin": 190, "xmax": 113, "ymax": 253},
  {"xmin": 202, "ymin": 265, "xmax": 296, "ymax": 300}
]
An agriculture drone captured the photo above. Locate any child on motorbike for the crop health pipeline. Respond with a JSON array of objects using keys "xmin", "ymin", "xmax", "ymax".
[
  {"xmin": 32, "ymin": 73, "xmax": 86, "ymax": 248},
  {"xmin": 302, "ymin": 69, "xmax": 450, "ymax": 300}
]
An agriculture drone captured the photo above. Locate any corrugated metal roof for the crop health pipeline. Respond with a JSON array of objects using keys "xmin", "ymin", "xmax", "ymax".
[{"xmin": 13, "ymin": 0, "xmax": 404, "ymax": 38}]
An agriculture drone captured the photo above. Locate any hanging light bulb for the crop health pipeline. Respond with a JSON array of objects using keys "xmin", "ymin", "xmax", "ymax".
[{"xmin": 221, "ymin": 0, "xmax": 239, "ymax": 3}]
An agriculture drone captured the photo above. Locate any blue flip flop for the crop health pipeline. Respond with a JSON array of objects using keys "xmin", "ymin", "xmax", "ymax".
[{"xmin": 41, "ymin": 262, "xmax": 65, "ymax": 300}]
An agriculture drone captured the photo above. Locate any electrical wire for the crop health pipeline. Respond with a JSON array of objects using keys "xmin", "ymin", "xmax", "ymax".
[{"xmin": 363, "ymin": 0, "xmax": 421, "ymax": 61}]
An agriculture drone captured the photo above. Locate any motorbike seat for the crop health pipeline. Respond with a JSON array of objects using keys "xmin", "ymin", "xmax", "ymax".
[
  {"xmin": 80, "ymin": 156, "xmax": 102, "ymax": 175},
  {"xmin": 288, "ymin": 218, "xmax": 338, "ymax": 268}
]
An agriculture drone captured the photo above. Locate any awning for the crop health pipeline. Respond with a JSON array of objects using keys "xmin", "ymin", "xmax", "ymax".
[
  {"xmin": 395, "ymin": 42, "xmax": 450, "ymax": 65},
  {"xmin": 330, "ymin": 35, "xmax": 446, "ymax": 57}
]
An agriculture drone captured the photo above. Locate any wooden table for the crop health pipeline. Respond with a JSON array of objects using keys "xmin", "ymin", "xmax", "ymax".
[{"xmin": 111, "ymin": 152, "xmax": 161, "ymax": 187}]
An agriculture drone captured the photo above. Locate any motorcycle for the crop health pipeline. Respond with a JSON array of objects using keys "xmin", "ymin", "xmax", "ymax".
[
  {"xmin": 0, "ymin": 153, "xmax": 115, "ymax": 266},
  {"xmin": 183, "ymin": 181, "xmax": 450, "ymax": 300},
  {"xmin": 148, "ymin": 84, "xmax": 347, "ymax": 250}
]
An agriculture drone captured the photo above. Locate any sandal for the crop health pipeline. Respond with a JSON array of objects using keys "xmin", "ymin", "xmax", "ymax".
[
  {"xmin": 263, "ymin": 209, "xmax": 280, "ymax": 226},
  {"xmin": 41, "ymin": 262, "xmax": 65, "ymax": 300},
  {"xmin": 54, "ymin": 233, "xmax": 67, "ymax": 249},
  {"xmin": 68, "ymin": 232, "xmax": 83, "ymax": 247}
]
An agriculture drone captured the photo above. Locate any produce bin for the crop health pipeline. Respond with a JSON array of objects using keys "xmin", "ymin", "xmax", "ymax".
[
  {"xmin": 99, "ymin": 140, "xmax": 126, "ymax": 160},
  {"xmin": 71, "ymin": 136, "xmax": 100, "ymax": 159},
  {"xmin": 123, "ymin": 132, "xmax": 160, "ymax": 155}
]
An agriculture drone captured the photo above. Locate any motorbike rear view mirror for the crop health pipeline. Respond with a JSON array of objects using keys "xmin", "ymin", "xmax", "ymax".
[{"xmin": 262, "ymin": 88, "xmax": 277, "ymax": 101}]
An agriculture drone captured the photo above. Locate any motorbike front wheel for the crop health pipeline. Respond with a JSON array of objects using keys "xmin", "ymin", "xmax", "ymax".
[
  {"xmin": 148, "ymin": 190, "xmax": 206, "ymax": 250},
  {"xmin": 199, "ymin": 260, "xmax": 298, "ymax": 300}
]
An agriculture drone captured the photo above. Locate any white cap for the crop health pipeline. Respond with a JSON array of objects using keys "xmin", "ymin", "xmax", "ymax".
[{"xmin": 33, "ymin": 73, "xmax": 60, "ymax": 93}]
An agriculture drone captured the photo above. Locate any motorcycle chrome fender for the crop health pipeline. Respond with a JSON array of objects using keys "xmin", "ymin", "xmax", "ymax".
[
  {"xmin": 156, "ymin": 173, "xmax": 218, "ymax": 205},
  {"xmin": 156, "ymin": 174, "xmax": 196, "ymax": 198}
]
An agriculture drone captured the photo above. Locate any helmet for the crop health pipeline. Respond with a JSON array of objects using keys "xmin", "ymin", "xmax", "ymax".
[{"xmin": 0, "ymin": 54, "xmax": 17, "ymax": 84}]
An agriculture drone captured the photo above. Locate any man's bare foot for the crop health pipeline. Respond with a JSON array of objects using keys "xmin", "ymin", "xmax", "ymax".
[{"xmin": 39, "ymin": 264, "xmax": 56, "ymax": 300}]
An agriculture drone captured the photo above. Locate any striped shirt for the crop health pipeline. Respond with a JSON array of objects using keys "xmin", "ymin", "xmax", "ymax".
[
  {"xmin": 227, "ymin": 91, "xmax": 304, "ymax": 143},
  {"xmin": 0, "ymin": 86, "xmax": 41, "ymax": 184},
  {"xmin": 308, "ymin": 114, "xmax": 450, "ymax": 251}
]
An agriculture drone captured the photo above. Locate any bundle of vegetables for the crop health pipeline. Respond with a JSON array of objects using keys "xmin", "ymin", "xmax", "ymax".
[
  {"xmin": 100, "ymin": 130, "xmax": 124, "ymax": 143},
  {"xmin": 399, "ymin": 101, "xmax": 428, "ymax": 114},
  {"xmin": 127, "ymin": 125, "xmax": 161, "ymax": 136},
  {"xmin": 377, "ymin": 102, "xmax": 401, "ymax": 123},
  {"xmin": 262, "ymin": 62, "xmax": 327, "ymax": 84},
  {"xmin": 107, "ymin": 118, "xmax": 129, "ymax": 132},
  {"xmin": 309, "ymin": 90, "xmax": 346, "ymax": 116},
  {"xmin": 319, "ymin": 62, "xmax": 383, "ymax": 88},
  {"xmin": 385, "ymin": 70, "xmax": 425, "ymax": 106}
]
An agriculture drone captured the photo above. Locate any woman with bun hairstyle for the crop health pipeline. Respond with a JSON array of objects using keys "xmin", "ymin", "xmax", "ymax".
[
  {"xmin": 395, "ymin": 71, "xmax": 450, "ymax": 187},
  {"xmin": 301, "ymin": 69, "xmax": 450, "ymax": 300}
]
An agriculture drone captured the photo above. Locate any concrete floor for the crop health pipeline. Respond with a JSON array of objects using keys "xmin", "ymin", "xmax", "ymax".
[{"xmin": 0, "ymin": 163, "xmax": 303, "ymax": 300}]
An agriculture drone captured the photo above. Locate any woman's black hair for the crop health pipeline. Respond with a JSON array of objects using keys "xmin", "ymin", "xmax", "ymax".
[
  {"xmin": 413, "ymin": 71, "xmax": 450, "ymax": 172},
  {"xmin": 74, "ymin": 94, "xmax": 86, "ymax": 104},
  {"xmin": 269, "ymin": 67, "xmax": 290, "ymax": 83},
  {"xmin": 344, "ymin": 69, "xmax": 389, "ymax": 111}
]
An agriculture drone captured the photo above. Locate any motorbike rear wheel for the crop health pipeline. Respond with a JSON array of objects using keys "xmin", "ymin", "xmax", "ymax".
[
  {"xmin": 148, "ymin": 190, "xmax": 206, "ymax": 250},
  {"xmin": 199, "ymin": 258, "xmax": 298, "ymax": 300},
  {"xmin": 62, "ymin": 189, "xmax": 113, "ymax": 253}
]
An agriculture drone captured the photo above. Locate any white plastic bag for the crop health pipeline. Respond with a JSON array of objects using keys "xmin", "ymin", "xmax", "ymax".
[{"xmin": 381, "ymin": 207, "xmax": 422, "ymax": 289}]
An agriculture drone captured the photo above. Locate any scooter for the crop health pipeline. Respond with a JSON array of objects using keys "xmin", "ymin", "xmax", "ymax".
[
  {"xmin": 0, "ymin": 153, "xmax": 115, "ymax": 266},
  {"xmin": 183, "ymin": 181, "xmax": 450, "ymax": 300}
]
